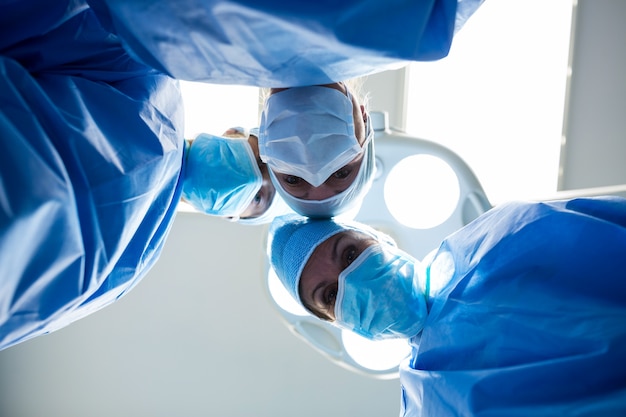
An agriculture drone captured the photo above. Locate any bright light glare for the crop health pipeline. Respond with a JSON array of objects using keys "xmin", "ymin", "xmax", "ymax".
[
  {"xmin": 342, "ymin": 330, "xmax": 411, "ymax": 371},
  {"xmin": 406, "ymin": 0, "xmax": 573, "ymax": 204},
  {"xmin": 180, "ymin": 81, "xmax": 260, "ymax": 139},
  {"xmin": 267, "ymin": 268, "xmax": 309, "ymax": 316},
  {"xmin": 384, "ymin": 155, "xmax": 460, "ymax": 229}
]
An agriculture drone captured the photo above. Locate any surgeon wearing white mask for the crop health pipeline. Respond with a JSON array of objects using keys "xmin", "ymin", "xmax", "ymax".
[{"xmin": 258, "ymin": 81, "xmax": 375, "ymax": 218}]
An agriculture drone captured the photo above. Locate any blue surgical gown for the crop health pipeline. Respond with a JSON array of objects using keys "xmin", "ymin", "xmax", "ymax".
[
  {"xmin": 0, "ymin": 6, "xmax": 185, "ymax": 350},
  {"xmin": 400, "ymin": 197, "xmax": 626, "ymax": 416}
]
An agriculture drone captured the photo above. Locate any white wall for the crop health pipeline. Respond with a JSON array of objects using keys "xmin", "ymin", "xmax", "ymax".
[{"xmin": 558, "ymin": 0, "xmax": 626, "ymax": 190}]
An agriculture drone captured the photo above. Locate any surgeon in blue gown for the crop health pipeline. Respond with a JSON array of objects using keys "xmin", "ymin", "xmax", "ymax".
[
  {"xmin": 0, "ymin": 9, "xmax": 279, "ymax": 350},
  {"xmin": 0, "ymin": 0, "xmax": 483, "ymax": 350},
  {"xmin": 268, "ymin": 197, "xmax": 626, "ymax": 416}
]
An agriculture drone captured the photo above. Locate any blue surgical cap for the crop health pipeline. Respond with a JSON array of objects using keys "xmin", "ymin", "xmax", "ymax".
[{"xmin": 268, "ymin": 214, "xmax": 396, "ymax": 305}]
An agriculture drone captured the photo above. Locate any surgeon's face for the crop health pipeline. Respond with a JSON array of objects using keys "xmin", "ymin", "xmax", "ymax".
[
  {"xmin": 269, "ymin": 83, "xmax": 368, "ymax": 201},
  {"xmin": 222, "ymin": 129, "xmax": 276, "ymax": 219},
  {"xmin": 299, "ymin": 230, "xmax": 377, "ymax": 321}
]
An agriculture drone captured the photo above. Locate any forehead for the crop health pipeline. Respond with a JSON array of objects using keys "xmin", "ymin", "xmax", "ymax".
[{"xmin": 301, "ymin": 232, "xmax": 342, "ymax": 283}]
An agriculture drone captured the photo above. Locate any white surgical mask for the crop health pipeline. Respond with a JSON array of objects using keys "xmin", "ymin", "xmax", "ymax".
[
  {"xmin": 335, "ymin": 244, "xmax": 429, "ymax": 341},
  {"xmin": 267, "ymin": 116, "xmax": 375, "ymax": 218},
  {"xmin": 259, "ymin": 86, "xmax": 362, "ymax": 187},
  {"xmin": 182, "ymin": 134, "xmax": 262, "ymax": 217}
]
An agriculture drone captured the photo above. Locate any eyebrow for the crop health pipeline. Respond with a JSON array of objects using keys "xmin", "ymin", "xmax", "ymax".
[
  {"xmin": 332, "ymin": 233, "xmax": 343, "ymax": 265},
  {"xmin": 311, "ymin": 281, "xmax": 325, "ymax": 309}
]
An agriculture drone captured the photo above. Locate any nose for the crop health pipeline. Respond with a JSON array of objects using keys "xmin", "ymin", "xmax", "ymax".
[{"xmin": 306, "ymin": 183, "xmax": 335, "ymax": 200}]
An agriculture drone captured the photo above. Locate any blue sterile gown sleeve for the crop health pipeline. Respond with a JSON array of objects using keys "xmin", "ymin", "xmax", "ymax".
[
  {"xmin": 399, "ymin": 197, "xmax": 626, "ymax": 416},
  {"xmin": 86, "ymin": 0, "xmax": 484, "ymax": 87},
  {"xmin": 0, "ymin": 4, "xmax": 185, "ymax": 350}
]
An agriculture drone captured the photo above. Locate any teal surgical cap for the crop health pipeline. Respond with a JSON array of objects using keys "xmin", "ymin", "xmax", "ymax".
[
  {"xmin": 182, "ymin": 133, "xmax": 262, "ymax": 217},
  {"xmin": 268, "ymin": 214, "xmax": 395, "ymax": 305}
]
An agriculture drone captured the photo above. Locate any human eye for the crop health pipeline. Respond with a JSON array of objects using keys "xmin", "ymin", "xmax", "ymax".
[
  {"xmin": 323, "ymin": 284, "xmax": 338, "ymax": 307},
  {"xmin": 253, "ymin": 191, "xmax": 262, "ymax": 205},
  {"xmin": 343, "ymin": 245, "xmax": 359, "ymax": 267},
  {"xmin": 283, "ymin": 175, "xmax": 303, "ymax": 185},
  {"xmin": 332, "ymin": 166, "xmax": 351, "ymax": 179}
]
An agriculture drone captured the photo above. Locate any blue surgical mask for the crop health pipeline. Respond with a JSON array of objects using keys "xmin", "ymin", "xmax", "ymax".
[
  {"xmin": 182, "ymin": 133, "xmax": 262, "ymax": 217},
  {"xmin": 259, "ymin": 86, "xmax": 362, "ymax": 187},
  {"xmin": 335, "ymin": 244, "xmax": 428, "ymax": 341}
]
